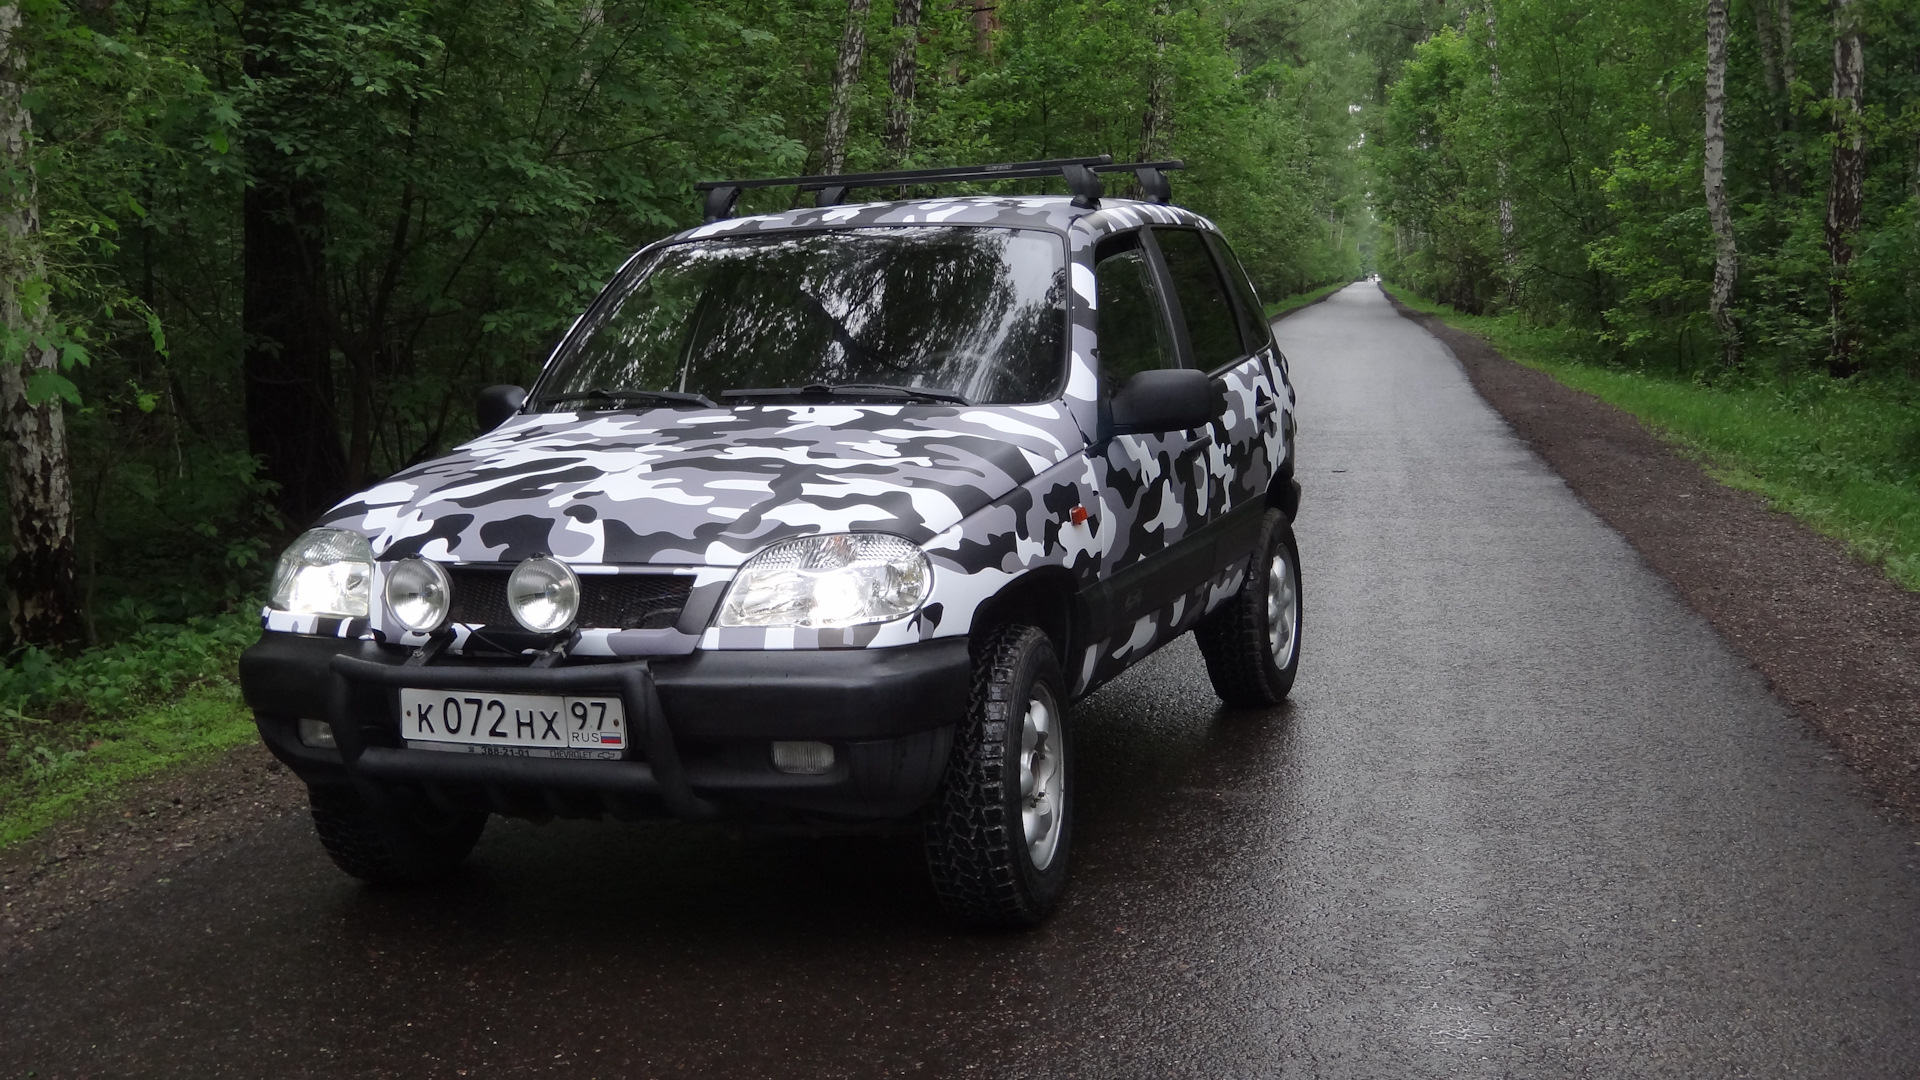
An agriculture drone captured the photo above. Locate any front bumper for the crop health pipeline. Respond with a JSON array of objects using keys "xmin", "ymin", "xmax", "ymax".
[{"xmin": 240, "ymin": 632, "xmax": 970, "ymax": 823}]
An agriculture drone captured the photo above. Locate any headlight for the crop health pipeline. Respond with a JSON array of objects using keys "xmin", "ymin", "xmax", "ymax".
[
  {"xmin": 507, "ymin": 555, "xmax": 580, "ymax": 632},
  {"xmin": 385, "ymin": 557, "xmax": 452, "ymax": 632},
  {"xmin": 269, "ymin": 529, "xmax": 372, "ymax": 617},
  {"xmin": 718, "ymin": 534, "xmax": 930, "ymax": 629}
]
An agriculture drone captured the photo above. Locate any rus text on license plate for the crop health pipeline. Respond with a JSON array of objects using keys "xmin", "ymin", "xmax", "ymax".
[{"xmin": 400, "ymin": 690, "xmax": 628, "ymax": 759}]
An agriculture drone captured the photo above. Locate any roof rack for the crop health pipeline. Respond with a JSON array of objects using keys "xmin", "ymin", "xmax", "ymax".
[{"xmin": 693, "ymin": 156, "xmax": 1186, "ymax": 222}]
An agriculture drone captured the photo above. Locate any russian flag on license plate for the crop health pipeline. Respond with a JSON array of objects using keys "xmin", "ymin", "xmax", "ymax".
[{"xmin": 599, "ymin": 733, "xmax": 623, "ymax": 745}]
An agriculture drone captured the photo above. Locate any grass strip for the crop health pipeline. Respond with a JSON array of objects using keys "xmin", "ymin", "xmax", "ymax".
[
  {"xmin": 0, "ymin": 684, "xmax": 256, "ymax": 848},
  {"xmin": 1266, "ymin": 281, "xmax": 1348, "ymax": 319},
  {"xmin": 1384, "ymin": 284, "xmax": 1920, "ymax": 591},
  {"xmin": 0, "ymin": 610, "xmax": 261, "ymax": 850}
]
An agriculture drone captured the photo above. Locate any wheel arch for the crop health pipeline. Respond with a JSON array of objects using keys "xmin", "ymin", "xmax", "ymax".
[{"xmin": 965, "ymin": 568, "xmax": 1078, "ymax": 666}]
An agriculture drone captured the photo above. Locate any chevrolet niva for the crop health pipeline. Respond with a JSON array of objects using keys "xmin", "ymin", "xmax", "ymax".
[{"xmin": 239, "ymin": 156, "xmax": 1303, "ymax": 926}]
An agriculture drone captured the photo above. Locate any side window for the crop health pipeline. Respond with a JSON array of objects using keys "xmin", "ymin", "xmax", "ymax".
[
  {"xmin": 1153, "ymin": 227, "xmax": 1245, "ymax": 371},
  {"xmin": 1205, "ymin": 232, "xmax": 1274, "ymax": 356},
  {"xmin": 1094, "ymin": 233, "xmax": 1177, "ymax": 385}
]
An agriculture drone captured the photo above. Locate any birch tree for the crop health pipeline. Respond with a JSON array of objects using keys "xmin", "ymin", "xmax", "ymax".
[
  {"xmin": 821, "ymin": 0, "xmax": 872, "ymax": 175},
  {"xmin": 0, "ymin": 2, "xmax": 81, "ymax": 649},
  {"xmin": 1704, "ymin": 0, "xmax": 1740, "ymax": 365}
]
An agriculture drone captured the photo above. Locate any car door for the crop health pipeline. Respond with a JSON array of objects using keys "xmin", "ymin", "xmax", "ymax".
[
  {"xmin": 1080, "ymin": 229, "xmax": 1213, "ymax": 690},
  {"xmin": 1148, "ymin": 226, "xmax": 1276, "ymax": 591}
]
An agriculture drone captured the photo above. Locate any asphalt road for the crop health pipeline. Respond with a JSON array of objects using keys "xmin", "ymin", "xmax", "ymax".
[{"xmin": 5, "ymin": 282, "xmax": 1918, "ymax": 1078}]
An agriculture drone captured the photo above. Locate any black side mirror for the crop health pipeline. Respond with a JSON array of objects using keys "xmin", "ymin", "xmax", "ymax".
[
  {"xmin": 476, "ymin": 385, "xmax": 527, "ymax": 433},
  {"xmin": 1109, "ymin": 368, "xmax": 1219, "ymax": 436}
]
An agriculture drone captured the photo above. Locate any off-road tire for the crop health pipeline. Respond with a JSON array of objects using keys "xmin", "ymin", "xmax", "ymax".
[
  {"xmin": 1196, "ymin": 507, "xmax": 1302, "ymax": 706},
  {"xmin": 924, "ymin": 624, "xmax": 1072, "ymax": 927},
  {"xmin": 308, "ymin": 786, "xmax": 487, "ymax": 886}
]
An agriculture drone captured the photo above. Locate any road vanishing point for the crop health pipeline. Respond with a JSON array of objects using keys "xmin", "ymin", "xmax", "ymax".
[{"xmin": 5, "ymin": 283, "xmax": 1917, "ymax": 1078}]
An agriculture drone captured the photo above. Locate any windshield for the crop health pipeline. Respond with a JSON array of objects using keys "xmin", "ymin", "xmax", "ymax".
[{"xmin": 534, "ymin": 226, "xmax": 1068, "ymax": 408}]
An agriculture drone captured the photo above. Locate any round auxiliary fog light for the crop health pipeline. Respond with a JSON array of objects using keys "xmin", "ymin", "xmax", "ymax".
[
  {"xmin": 507, "ymin": 555, "xmax": 580, "ymax": 633},
  {"xmin": 385, "ymin": 557, "xmax": 452, "ymax": 632}
]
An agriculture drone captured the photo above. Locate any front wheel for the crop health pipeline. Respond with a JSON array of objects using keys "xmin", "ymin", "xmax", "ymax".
[
  {"xmin": 1195, "ymin": 507, "xmax": 1302, "ymax": 706},
  {"xmin": 923, "ymin": 624, "xmax": 1072, "ymax": 927},
  {"xmin": 308, "ymin": 786, "xmax": 487, "ymax": 886}
]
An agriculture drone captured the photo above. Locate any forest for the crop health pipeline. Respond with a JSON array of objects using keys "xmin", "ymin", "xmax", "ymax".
[{"xmin": 0, "ymin": 0, "xmax": 1914, "ymax": 773}]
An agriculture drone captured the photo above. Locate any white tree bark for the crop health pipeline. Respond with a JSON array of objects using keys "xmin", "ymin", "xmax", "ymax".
[
  {"xmin": 821, "ymin": 0, "xmax": 873, "ymax": 176},
  {"xmin": 0, "ymin": 2, "xmax": 80, "ymax": 647},
  {"xmin": 1486, "ymin": 5, "xmax": 1516, "ymax": 298},
  {"xmin": 1825, "ymin": 0, "xmax": 1865, "ymax": 373},
  {"xmin": 1705, "ymin": 0, "xmax": 1740, "ymax": 365}
]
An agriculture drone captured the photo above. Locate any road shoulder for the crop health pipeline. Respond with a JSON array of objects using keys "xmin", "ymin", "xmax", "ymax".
[
  {"xmin": 0, "ymin": 741, "xmax": 307, "ymax": 957},
  {"xmin": 1385, "ymin": 291, "xmax": 1920, "ymax": 823}
]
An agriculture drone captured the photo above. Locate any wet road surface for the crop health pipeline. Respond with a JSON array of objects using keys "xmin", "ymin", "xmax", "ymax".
[{"xmin": 6, "ymin": 283, "xmax": 1918, "ymax": 1078}]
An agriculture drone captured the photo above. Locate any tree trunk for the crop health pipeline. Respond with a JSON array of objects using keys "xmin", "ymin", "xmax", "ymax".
[
  {"xmin": 1778, "ymin": 0, "xmax": 1797, "ymax": 131},
  {"xmin": 821, "ymin": 0, "xmax": 873, "ymax": 176},
  {"xmin": 968, "ymin": 1, "xmax": 998, "ymax": 54},
  {"xmin": 0, "ymin": 2, "xmax": 82, "ymax": 649},
  {"xmin": 1824, "ymin": 0, "xmax": 1865, "ymax": 375},
  {"xmin": 884, "ymin": 0, "xmax": 922, "ymax": 166},
  {"xmin": 1705, "ymin": 0, "xmax": 1740, "ymax": 365},
  {"xmin": 1754, "ymin": 0, "xmax": 1781, "ymax": 97},
  {"xmin": 1140, "ymin": 2, "xmax": 1173, "ymax": 163},
  {"xmin": 1486, "ymin": 6, "xmax": 1516, "ymax": 300},
  {"xmin": 243, "ymin": 2, "xmax": 346, "ymax": 523}
]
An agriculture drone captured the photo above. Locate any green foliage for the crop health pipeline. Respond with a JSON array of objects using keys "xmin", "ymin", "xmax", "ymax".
[
  {"xmin": 0, "ymin": 611, "xmax": 259, "ymax": 847},
  {"xmin": 1366, "ymin": 0, "xmax": 1920, "ymax": 379}
]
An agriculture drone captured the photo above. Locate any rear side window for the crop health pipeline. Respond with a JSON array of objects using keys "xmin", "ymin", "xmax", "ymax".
[
  {"xmin": 1153, "ymin": 228, "xmax": 1244, "ymax": 371},
  {"xmin": 1094, "ymin": 232, "xmax": 1177, "ymax": 384},
  {"xmin": 1206, "ymin": 232, "xmax": 1274, "ymax": 355}
]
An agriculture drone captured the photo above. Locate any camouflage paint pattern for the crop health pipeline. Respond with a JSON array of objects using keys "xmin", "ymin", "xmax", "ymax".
[{"xmin": 263, "ymin": 195, "xmax": 1295, "ymax": 700}]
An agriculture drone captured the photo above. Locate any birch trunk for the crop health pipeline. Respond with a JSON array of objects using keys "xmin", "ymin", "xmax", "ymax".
[
  {"xmin": 884, "ymin": 0, "xmax": 922, "ymax": 166},
  {"xmin": 821, "ymin": 0, "xmax": 872, "ymax": 176},
  {"xmin": 1705, "ymin": 0, "xmax": 1740, "ymax": 365},
  {"xmin": 1486, "ymin": 6, "xmax": 1516, "ymax": 299},
  {"xmin": 0, "ymin": 2, "xmax": 82, "ymax": 648},
  {"xmin": 1824, "ymin": 0, "xmax": 1865, "ymax": 374}
]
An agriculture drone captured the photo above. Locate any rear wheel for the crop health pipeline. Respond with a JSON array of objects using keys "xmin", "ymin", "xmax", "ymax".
[
  {"xmin": 1196, "ymin": 507, "xmax": 1302, "ymax": 706},
  {"xmin": 924, "ymin": 624, "xmax": 1072, "ymax": 927},
  {"xmin": 308, "ymin": 786, "xmax": 486, "ymax": 885}
]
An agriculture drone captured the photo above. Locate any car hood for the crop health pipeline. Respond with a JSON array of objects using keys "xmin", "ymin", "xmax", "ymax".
[{"xmin": 318, "ymin": 403, "xmax": 1083, "ymax": 566}]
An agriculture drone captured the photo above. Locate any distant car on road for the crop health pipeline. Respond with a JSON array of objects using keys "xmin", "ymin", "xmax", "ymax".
[{"xmin": 239, "ymin": 156, "xmax": 1304, "ymax": 926}]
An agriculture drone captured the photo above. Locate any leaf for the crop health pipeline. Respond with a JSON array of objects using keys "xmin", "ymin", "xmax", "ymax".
[{"xmin": 25, "ymin": 370, "xmax": 82, "ymax": 407}]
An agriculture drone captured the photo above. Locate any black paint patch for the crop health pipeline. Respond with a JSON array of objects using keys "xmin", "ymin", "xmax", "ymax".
[{"xmin": 478, "ymin": 515, "xmax": 555, "ymax": 559}]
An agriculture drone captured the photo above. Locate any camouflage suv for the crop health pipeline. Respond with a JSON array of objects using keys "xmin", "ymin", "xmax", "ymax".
[{"xmin": 239, "ymin": 157, "xmax": 1303, "ymax": 926}]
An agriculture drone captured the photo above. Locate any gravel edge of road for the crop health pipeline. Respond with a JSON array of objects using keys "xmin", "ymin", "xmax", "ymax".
[
  {"xmin": 1382, "ymin": 291, "xmax": 1920, "ymax": 825},
  {"xmin": 0, "ymin": 740, "xmax": 308, "ymax": 958}
]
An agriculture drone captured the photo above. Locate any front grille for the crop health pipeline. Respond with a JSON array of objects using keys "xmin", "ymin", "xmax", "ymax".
[{"xmin": 444, "ymin": 567, "xmax": 691, "ymax": 630}]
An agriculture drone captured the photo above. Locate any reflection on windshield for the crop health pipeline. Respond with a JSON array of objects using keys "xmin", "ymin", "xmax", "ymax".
[{"xmin": 537, "ymin": 227, "xmax": 1068, "ymax": 408}]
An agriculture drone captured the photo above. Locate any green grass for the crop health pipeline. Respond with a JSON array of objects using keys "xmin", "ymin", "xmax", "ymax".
[
  {"xmin": 1266, "ymin": 280, "xmax": 1350, "ymax": 319},
  {"xmin": 0, "ymin": 611, "xmax": 261, "ymax": 849},
  {"xmin": 1384, "ymin": 283, "xmax": 1920, "ymax": 591}
]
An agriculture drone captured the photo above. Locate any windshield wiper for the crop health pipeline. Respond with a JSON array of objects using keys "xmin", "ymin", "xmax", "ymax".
[
  {"xmin": 721, "ymin": 382, "xmax": 970, "ymax": 406},
  {"xmin": 540, "ymin": 387, "xmax": 717, "ymax": 409}
]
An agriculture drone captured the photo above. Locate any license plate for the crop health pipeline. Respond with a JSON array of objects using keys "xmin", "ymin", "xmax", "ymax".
[{"xmin": 400, "ymin": 689, "xmax": 628, "ymax": 760}]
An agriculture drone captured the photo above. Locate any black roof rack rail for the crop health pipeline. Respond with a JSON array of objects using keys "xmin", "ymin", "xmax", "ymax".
[{"xmin": 693, "ymin": 156, "xmax": 1186, "ymax": 221}]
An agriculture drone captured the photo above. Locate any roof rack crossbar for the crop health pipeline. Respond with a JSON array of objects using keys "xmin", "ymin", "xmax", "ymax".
[{"xmin": 693, "ymin": 155, "xmax": 1194, "ymax": 220}]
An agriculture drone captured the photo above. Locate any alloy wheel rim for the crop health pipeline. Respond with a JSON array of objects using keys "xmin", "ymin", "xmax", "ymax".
[
  {"xmin": 1019, "ymin": 692, "xmax": 1064, "ymax": 871},
  {"xmin": 1267, "ymin": 550, "xmax": 1299, "ymax": 664}
]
